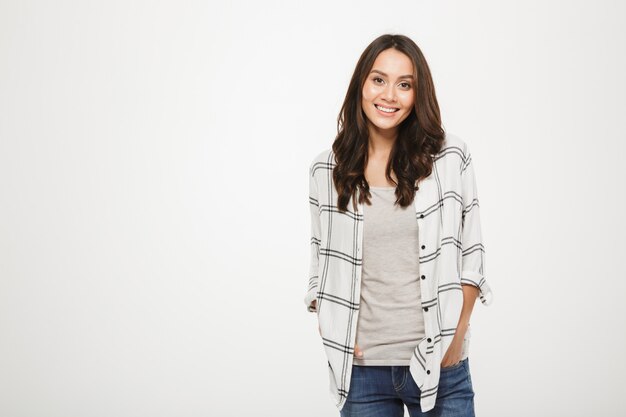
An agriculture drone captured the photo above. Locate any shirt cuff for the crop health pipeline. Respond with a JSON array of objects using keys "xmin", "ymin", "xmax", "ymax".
[{"xmin": 461, "ymin": 271, "xmax": 493, "ymax": 306}]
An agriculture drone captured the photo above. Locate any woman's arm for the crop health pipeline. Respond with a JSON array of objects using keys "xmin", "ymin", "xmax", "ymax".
[
  {"xmin": 304, "ymin": 161, "xmax": 322, "ymax": 313},
  {"xmin": 459, "ymin": 143, "xmax": 493, "ymax": 306},
  {"xmin": 441, "ymin": 284, "xmax": 478, "ymax": 366}
]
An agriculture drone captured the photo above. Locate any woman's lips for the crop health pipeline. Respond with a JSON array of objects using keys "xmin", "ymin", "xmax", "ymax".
[{"xmin": 374, "ymin": 104, "xmax": 399, "ymax": 117}]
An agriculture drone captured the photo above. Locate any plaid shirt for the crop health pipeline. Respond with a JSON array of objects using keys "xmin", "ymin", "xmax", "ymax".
[{"xmin": 304, "ymin": 132, "xmax": 493, "ymax": 412}]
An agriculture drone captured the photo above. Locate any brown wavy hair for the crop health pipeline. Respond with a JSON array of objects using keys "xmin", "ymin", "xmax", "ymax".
[{"xmin": 332, "ymin": 34, "xmax": 445, "ymax": 213}]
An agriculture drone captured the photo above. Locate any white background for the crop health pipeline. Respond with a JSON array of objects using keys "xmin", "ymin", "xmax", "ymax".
[{"xmin": 1, "ymin": 1, "xmax": 625, "ymax": 416}]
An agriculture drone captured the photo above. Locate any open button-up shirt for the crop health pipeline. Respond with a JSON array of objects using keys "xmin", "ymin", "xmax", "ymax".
[{"xmin": 304, "ymin": 132, "xmax": 493, "ymax": 412}]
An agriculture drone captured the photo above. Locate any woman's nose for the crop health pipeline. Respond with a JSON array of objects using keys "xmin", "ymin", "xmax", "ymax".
[{"xmin": 383, "ymin": 86, "xmax": 397, "ymax": 102}]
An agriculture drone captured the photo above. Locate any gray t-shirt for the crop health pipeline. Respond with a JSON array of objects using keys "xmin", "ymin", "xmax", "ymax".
[{"xmin": 353, "ymin": 186, "xmax": 468, "ymax": 366}]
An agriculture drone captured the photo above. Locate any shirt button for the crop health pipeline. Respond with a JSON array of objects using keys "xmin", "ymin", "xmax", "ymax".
[
  {"xmin": 427, "ymin": 338, "xmax": 432, "ymax": 343},
  {"xmin": 421, "ymin": 275, "xmax": 425, "ymax": 280},
  {"xmin": 420, "ymin": 214, "xmax": 424, "ymax": 218},
  {"xmin": 421, "ymin": 245, "xmax": 425, "ymax": 249},
  {"xmin": 426, "ymin": 370, "xmax": 430, "ymax": 374},
  {"xmin": 423, "ymin": 307, "xmax": 428, "ymax": 312}
]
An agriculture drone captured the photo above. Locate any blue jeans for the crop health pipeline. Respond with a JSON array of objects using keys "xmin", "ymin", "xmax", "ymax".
[{"xmin": 340, "ymin": 357, "xmax": 475, "ymax": 417}]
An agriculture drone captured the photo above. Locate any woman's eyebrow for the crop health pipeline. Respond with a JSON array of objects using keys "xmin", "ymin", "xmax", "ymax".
[{"xmin": 370, "ymin": 69, "xmax": 414, "ymax": 80}]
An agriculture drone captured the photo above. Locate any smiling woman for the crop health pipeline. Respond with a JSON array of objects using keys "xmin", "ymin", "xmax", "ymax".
[
  {"xmin": 362, "ymin": 51, "xmax": 416, "ymax": 128},
  {"xmin": 329, "ymin": 34, "xmax": 444, "ymax": 213},
  {"xmin": 304, "ymin": 33, "xmax": 492, "ymax": 417}
]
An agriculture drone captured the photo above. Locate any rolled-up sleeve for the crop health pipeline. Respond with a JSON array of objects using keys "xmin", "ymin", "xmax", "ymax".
[
  {"xmin": 459, "ymin": 144, "xmax": 493, "ymax": 306},
  {"xmin": 304, "ymin": 161, "xmax": 322, "ymax": 313}
]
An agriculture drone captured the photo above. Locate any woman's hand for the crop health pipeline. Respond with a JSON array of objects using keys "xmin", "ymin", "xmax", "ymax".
[
  {"xmin": 441, "ymin": 337, "xmax": 463, "ymax": 367},
  {"xmin": 354, "ymin": 343, "xmax": 363, "ymax": 358}
]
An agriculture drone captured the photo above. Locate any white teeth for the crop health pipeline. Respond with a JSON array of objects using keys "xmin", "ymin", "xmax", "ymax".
[{"xmin": 375, "ymin": 104, "xmax": 398, "ymax": 113}]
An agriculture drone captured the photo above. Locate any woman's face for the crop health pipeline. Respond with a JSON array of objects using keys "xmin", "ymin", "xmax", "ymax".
[{"xmin": 361, "ymin": 48, "xmax": 416, "ymax": 134}]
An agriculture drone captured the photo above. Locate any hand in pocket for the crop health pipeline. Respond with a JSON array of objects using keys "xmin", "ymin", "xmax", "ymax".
[{"xmin": 354, "ymin": 343, "xmax": 363, "ymax": 358}]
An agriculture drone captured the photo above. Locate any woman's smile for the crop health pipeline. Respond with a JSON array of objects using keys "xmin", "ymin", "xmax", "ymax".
[{"xmin": 374, "ymin": 103, "xmax": 400, "ymax": 116}]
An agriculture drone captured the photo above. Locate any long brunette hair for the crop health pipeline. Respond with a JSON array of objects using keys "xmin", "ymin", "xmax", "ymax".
[{"xmin": 332, "ymin": 34, "xmax": 445, "ymax": 213}]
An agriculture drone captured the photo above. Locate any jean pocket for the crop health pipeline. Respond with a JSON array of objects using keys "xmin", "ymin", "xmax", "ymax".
[{"xmin": 440, "ymin": 358, "xmax": 465, "ymax": 372}]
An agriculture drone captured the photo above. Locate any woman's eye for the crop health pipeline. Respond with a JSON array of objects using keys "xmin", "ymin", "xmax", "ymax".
[
  {"xmin": 400, "ymin": 82, "xmax": 411, "ymax": 89},
  {"xmin": 373, "ymin": 77, "xmax": 384, "ymax": 84}
]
